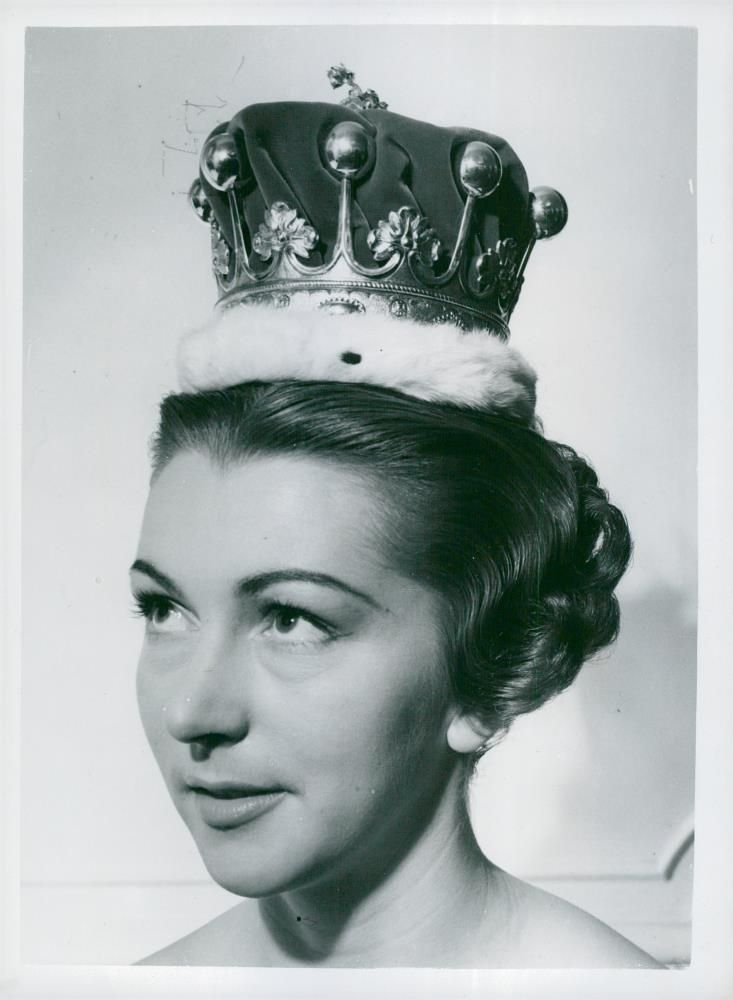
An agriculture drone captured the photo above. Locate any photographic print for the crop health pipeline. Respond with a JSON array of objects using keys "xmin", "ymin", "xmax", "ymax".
[{"xmin": 16, "ymin": 14, "xmax": 705, "ymax": 987}]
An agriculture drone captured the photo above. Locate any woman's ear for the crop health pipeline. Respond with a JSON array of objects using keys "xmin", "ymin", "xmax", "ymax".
[{"xmin": 446, "ymin": 709, "xmax": 497, "ymax": 755}]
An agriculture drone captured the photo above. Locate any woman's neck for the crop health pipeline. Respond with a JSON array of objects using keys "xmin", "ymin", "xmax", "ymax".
[{"xmin": 256, "ymin": 774, "xmax": 503, "ymax": 967}]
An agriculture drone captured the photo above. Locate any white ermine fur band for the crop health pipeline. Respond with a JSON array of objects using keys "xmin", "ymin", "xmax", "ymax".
[{"xmin": 178, "ymin": 307, "xmax": 537, "ymax": 421}]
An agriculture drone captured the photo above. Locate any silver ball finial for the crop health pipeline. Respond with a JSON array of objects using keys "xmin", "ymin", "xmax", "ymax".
[
  {"xmin": 459, "ymin": 142, "xmax": 503, "ymax": 199},
  {"xmin": 188, "ymin": 178, "xmax": 212, "ymax": 222},
  {"xmin": 200, "ymin": 133, "xmax": 241, "ymax": 192},
  {"xmin": 324, "ymin": 121, "xmax": 373, "ymax": 179},
  {"xmin": 530, "ymin": 186, "xmax": 568, "ymax": 239}
]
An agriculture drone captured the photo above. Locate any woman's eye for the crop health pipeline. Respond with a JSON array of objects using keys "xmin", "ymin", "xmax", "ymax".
[
  {"xmin": 261, "ymin": 605, "xmax": 333, "ymax": 645},
  {"xmin": 133, "ymin": 593, "xmax": 193, "ymax": 635}
]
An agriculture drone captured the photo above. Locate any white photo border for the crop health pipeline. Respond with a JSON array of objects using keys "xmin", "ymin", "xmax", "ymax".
[{"xmin": 3, "ymin": 1, "xmax": 732, "ymax": 997}]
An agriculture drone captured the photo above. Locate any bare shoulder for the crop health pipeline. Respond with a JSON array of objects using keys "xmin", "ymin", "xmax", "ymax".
[
  {"xmin": 135, "ymin": 899, "xmax": 259, "ymax": 967},
  {"xmin": 497, "ymin": 872, "xmax": 665, "ymax": 969}
]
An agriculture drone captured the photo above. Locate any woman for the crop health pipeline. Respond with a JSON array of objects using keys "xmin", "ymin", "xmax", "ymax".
[{"xmin": 130, "ymin": 69, "xmax": 662, "ymax": 968}]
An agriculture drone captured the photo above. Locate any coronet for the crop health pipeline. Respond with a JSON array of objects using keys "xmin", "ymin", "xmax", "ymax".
[{"xmin": 188, "ymin": 67, "xmax": 567, "ymax": 338}]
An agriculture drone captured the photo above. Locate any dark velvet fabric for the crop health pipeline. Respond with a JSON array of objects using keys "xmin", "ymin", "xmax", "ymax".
[{"xmin": 199, "ymin": 101, "xmax": 532, "ymax": 265}]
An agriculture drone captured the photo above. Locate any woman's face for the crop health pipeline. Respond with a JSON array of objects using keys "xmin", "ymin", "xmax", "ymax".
[{"xmin": 133, "ymin": 450, "xmax": 460, "ymax": 898}]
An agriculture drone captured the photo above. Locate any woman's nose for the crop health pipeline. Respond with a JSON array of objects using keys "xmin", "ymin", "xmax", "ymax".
[{"xmin": 165, "ymin": 632, "xmax": 251, "ymax": 747}]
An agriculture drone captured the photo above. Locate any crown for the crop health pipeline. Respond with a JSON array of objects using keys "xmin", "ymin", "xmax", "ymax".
[{"xmin": 187, "ymin": 67, "xmax": 568, "ymax": 339}]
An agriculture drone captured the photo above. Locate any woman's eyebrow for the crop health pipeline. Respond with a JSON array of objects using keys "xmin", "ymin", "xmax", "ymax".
[
  {"xmin": 129, "ymin": 559, "xmax": 187, "ymax": 603},
  {"xmin": 237, "ymin": 570, "xmax": 387, "ymax": 612}
]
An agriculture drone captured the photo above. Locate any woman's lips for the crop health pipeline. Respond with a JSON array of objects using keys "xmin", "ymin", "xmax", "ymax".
[{"xmin": 186, "ymin": 780, "xmax": 287, "ymax": 830}]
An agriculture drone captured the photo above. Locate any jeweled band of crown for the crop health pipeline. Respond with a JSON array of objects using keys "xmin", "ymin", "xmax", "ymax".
[{"xmin": 188, "ymin": 69, "xmax": 568, "ymax": 337}]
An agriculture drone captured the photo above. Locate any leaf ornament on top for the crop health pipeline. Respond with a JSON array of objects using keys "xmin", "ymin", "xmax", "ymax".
[{"xmin": 327, "ymin": 63, "xmax": 388, "ymax": 111}]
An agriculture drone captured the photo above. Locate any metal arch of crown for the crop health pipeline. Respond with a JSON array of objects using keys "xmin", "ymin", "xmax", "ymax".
[{"xmin": 187, "ymin": 70, "xmax": 568, "ymax": 337}]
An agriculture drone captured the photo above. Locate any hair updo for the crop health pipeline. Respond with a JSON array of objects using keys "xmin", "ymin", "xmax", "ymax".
[{"xmin": 152, "ymin": 380, "xmax": 631, "ymax": 736}]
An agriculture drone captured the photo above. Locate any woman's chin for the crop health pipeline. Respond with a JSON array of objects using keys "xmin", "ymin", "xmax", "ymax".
[
  {"xmin": 186, "ymin": 819, "xmax": 329, "ymax": 899},
  {"xmin": 196, "ymin": 843, "xmax": 301, "ymax": 898},
  {"xmin": 199, "ymin": 849, "xmax": 340, "ymax": 900}
]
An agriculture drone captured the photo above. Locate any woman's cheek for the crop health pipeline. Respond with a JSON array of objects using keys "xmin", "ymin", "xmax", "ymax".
[
  {"xmin": 136, "ymin": 659, "xmax": 169, "ymax": 754},
  {"xmin": 290, "ymin": 652, "xmax": 445, "ymax": 777}
]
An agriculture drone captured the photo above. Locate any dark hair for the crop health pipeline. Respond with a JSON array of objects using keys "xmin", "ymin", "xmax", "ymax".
[{"xmin": 152, "ymin": 380, "xmax": 631, "ymax": 734}]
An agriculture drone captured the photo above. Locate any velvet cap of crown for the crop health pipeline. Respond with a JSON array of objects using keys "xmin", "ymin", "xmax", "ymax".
[{"xmin": 180, "ymin": 69, "xmax": 567, "ymax": 420}]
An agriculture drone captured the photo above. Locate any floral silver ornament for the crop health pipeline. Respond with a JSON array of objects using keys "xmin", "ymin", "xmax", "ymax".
[
  {"xmin": 474, "ymin": 238, "xmax": 517, "ymax": 290},
  {"xmin": 473, "ymin": 238, "xmax": 522, "ymax": 314},
  {"xmin": 368, "ymin": 208, "xmax": 442, "ymax": 267},
  {"xmin": 243, "ymin": 291, "xmax": 291, "ymax": 309},
  {"xmin": 252, "ymin": 202, "xmax": 319, "ymax": 261},
  {"xmin": 210, "ymin": 221, "xmax": 233, "ymax": 277}
]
